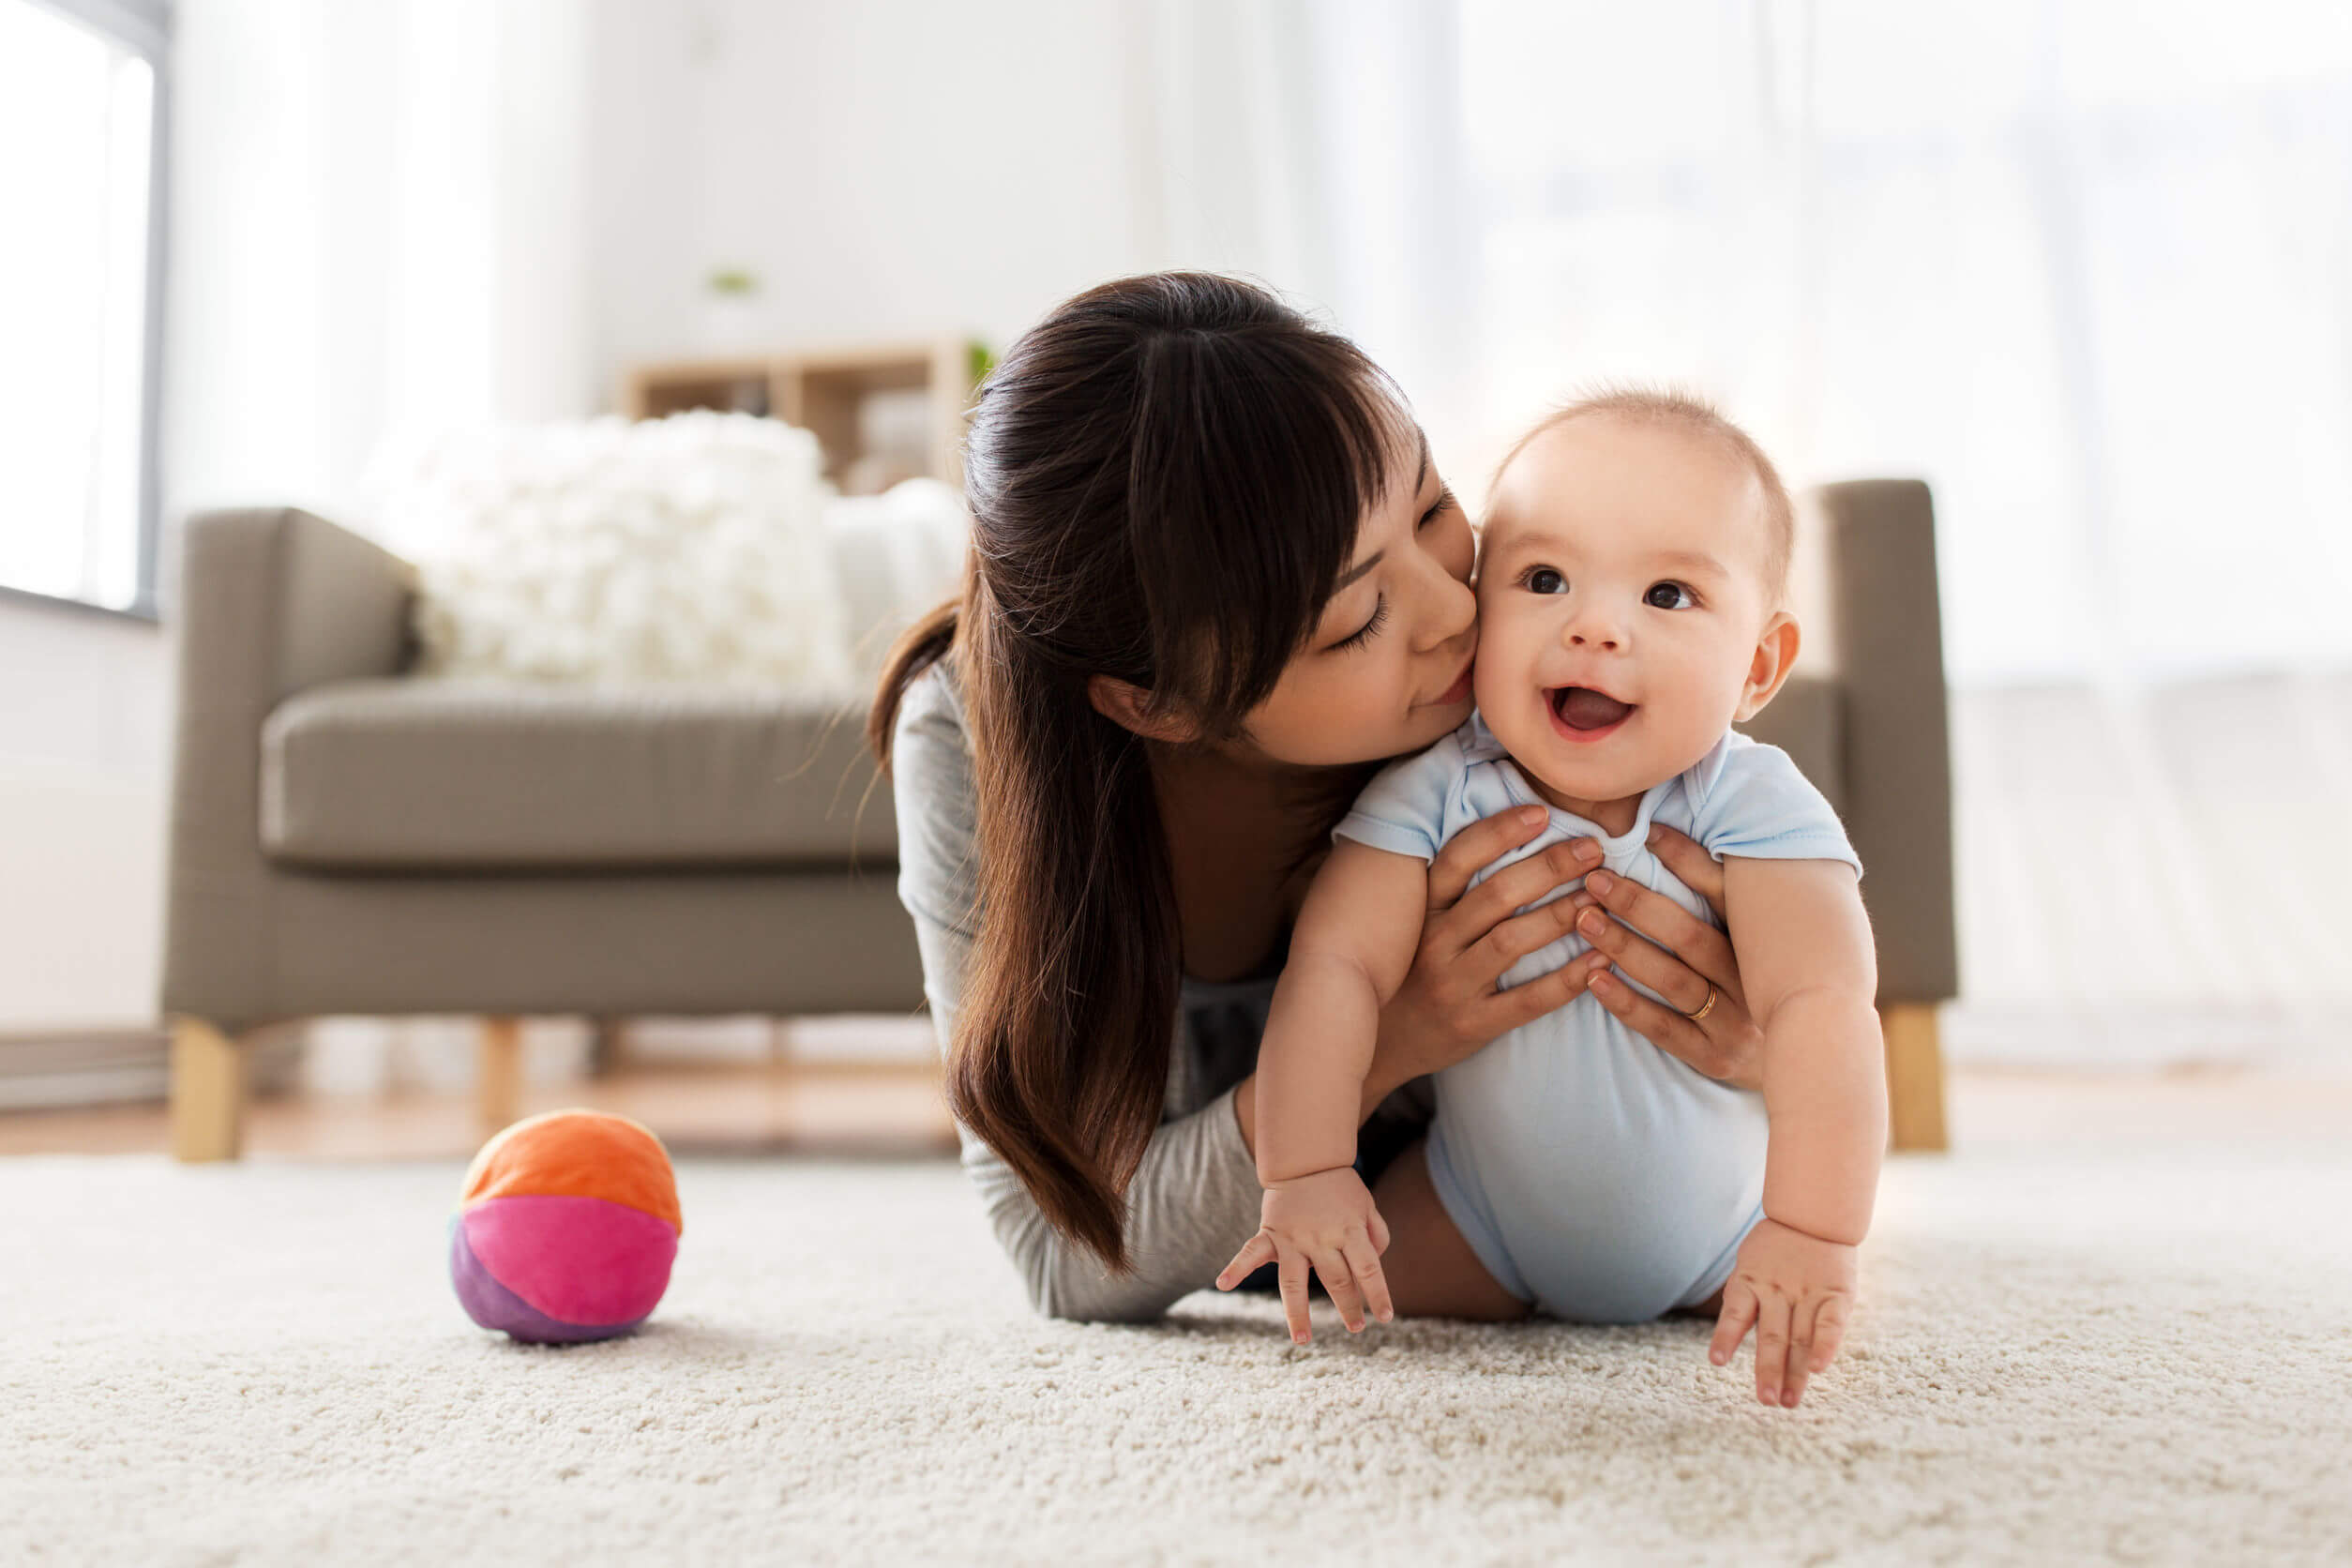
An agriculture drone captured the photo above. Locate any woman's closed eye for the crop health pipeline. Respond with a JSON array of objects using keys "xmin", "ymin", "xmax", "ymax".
[
  {"xmin": 1332, "ymin": 596, "xmax": 1388, "ymax": 651},
  {"xmin": 1328, "ymin": 486, "xmax": 1460, "ymax": 653}
]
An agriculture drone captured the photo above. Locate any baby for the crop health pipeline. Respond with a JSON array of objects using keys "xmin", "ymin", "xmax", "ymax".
[{"xmin": 1219, "ymin": 390, "xmax": 1886, "ymax": 1409}]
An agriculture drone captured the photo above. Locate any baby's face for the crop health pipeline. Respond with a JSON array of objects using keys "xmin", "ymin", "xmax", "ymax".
[{"xmin": 1472, "ymin": 414, "xmax": 1787, "ymax": 810}]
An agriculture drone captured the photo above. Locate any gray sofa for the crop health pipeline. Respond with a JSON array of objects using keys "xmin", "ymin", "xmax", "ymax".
[{"xmin": 159, "ymin": 481, "xmax": 1956, "ymax": 1161}]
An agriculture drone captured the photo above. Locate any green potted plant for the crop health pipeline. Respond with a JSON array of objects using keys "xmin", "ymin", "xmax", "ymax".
[{"xmin": 700, "ymin": 265, "xmax": 766, "ymax": 353}]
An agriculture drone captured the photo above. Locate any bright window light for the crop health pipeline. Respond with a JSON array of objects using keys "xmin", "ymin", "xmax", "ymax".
[{"xmin": 0, "ymin": 0, "xmax": 157, "ymax": 612}]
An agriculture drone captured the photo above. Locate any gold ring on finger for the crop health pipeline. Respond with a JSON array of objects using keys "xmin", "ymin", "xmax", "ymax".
[{"xmin": 1682, "ymin": 983, "xmax": 1717, "ymax": 1023}]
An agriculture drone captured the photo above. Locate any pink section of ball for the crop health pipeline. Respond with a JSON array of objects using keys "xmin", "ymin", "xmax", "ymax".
[{"xmin": 460, "ymin": 1193, "xmax": 678, "ymax": 1327}]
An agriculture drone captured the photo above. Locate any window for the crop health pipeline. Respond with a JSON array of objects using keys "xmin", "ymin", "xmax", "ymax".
[
  {"xmin": 1453, "ymin": 0, "xmax": 2352, "ymax": 685},
  {"xmin": 0, "ymin": 0, "xmax": 169, "ymax": 620}
]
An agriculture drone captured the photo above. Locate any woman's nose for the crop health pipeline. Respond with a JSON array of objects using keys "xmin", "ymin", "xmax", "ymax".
[{"xmin": 1412, "ymin": 564, "xmax": 1477, "ymax": 650}]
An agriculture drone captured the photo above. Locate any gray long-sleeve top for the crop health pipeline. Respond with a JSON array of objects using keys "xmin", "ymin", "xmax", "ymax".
[{"xmin": 888, "ymin": 656, "xmax": 1433, "ymax": 1321}]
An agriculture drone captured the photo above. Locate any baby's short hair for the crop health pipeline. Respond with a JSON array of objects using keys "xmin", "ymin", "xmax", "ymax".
[{"xmin": 1495, "ymin": 385, "xmax": 1794, "ymax": 606}]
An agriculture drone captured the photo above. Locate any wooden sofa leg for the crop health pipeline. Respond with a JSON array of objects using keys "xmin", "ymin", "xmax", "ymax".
[
  {"xmin": 1880, "ymin": 1003, "xmax": 1950, "ymax": 1153},
  {"xmin": 478, "ymin": 1016, "xmax": 523, "ymax": 1140},
  {"xmin": 170, "ymin": 1016, "xmax": 247, "ymax": 1163}
]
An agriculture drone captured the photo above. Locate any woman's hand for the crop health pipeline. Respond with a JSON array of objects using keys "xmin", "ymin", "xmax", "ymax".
[
  {"xmin": 1366, "ymin": 813, "xmax": 1763, "ymax": 1100},
  {"xmin": 1566, "ymin": 822, "xmax": 1763, "ymax": 1090},
  {"xmin": 1367, "ymin": 807, "xmax": 1615, "ymax": 1098}
]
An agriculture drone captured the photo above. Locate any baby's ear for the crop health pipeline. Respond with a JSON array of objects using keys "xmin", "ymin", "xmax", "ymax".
[{"xmin": 1733, "ymin": 611, "xmax": 1802, "ymax": 722}]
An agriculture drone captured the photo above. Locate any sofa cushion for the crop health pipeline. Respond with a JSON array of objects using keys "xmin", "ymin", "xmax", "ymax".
[
  {"xmin": 1734, "ymin": 675, "xmax": 1847, "ymax": 821},
  {"xmin": 258, "ymin": 675, "xmax": 1842, "ymax": 876},
  {"xmin": 261, "ymin": 679, "xmax": 897, "ymax": 870}
]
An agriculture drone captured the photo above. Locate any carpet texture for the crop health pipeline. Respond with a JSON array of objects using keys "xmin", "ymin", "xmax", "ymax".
[{"xmin": 4, "ymin": 1141, "xmax": 2347, "ymax": 1564}]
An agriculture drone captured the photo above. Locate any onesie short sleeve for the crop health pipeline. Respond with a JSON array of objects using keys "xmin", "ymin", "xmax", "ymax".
[
  {"xmin": 1681, "ymin": 731, "xmax": 1863, "ymax": 880},
  {"xmin": 1332, "ymin": 728, "xmax": 1468, "ymax": 863}
]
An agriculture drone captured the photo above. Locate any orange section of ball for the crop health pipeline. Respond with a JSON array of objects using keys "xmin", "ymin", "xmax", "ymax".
[{"xmin": 459, "ymin": 1108, "xmax": 683, "ymax": 1235}]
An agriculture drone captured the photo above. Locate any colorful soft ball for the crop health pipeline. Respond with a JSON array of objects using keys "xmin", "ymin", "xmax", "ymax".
[{"xmin": 448, "ymin": 1108, "xmax": 682, "ymax": 1344}]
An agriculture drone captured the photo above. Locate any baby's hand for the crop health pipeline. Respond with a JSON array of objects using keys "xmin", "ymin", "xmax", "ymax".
[
  {"xmin": 1709, "ymin": 1217, "xmax": 1857, "ymax": 1408},
  {"xmin": 1215, "ymin": 1166, "xmax": 1394, "ymax": 1343}
]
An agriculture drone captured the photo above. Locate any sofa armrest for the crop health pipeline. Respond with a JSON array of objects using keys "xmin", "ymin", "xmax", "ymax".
[
  {"xmin": 1812, "ymin": 479, "xmax": 1958, "ymax": 1007},
  {"xmin": 159, "ymin": 507, "xmax": 418, "ymax": 1031}
]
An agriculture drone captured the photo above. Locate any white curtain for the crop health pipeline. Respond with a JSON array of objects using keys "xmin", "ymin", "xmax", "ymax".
[
  {"xmin": 166, "ymin": 0, "xmax": 594, "ymax": 531},
  {"xmin": 1204, "ymin": 0, "xmax": 2352, "ymax": 1065}
]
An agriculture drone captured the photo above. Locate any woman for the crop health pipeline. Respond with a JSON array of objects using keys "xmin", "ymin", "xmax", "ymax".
[{"xmin": 869, "ymin": 273, "xmax": 1765, "ymax": 1324}]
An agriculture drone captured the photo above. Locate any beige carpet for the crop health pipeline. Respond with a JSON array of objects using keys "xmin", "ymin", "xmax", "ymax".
[{"xmin": 4, "ymin": 1138, "xmax": 2347, "ymax": 1564}]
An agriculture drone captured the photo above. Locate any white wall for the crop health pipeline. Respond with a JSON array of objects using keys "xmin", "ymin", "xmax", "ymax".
[
  {"xmin": 0, "ymin": 604, "xmax": 170, "ymax": 1031},
  {"xmin": 582, "ymin": 0, "xmax": 1173, "ymax": 403}
]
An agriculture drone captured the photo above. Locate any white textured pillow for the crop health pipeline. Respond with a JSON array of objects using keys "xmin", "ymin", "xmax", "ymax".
[
  {"xmin": 359, "ymin": 412, "xmax": 855, "ymax": 693},
  {"xmin": 823, "ymin": 476, "xmax": 969, "ymax": 685}
]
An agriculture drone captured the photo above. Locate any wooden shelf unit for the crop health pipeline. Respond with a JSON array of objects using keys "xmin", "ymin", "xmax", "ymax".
[{"xmin": 622, "ymin": 338, "xmax": 980, "ymax": 493}]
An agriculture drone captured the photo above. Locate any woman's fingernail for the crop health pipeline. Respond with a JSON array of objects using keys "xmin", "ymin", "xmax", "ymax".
[
  {"xmin": 1586, "ymin": 867, "xmax": 1613, "ymax": 892},
  {"xmin": 1590, "ymin": 972, "xmax": 1612, "ymax": 992},
  {"xmin": 1579, "ymin": 910, "xmax": 1605, "ymax": 938},
  {"xmin": 1647, "ymin": 824, "xmax": 1663, "ymax": 845},
  {"xmin": 1519, "ymin": 806, "xmax": 1546, "ymax": 826},
  {"xmin": 1571, "ymin": 838, "xmax": 1601, "ymax": 864}
]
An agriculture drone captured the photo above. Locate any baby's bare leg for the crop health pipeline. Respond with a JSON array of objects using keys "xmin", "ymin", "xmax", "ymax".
[{"xmin": 1371, "ymin": 1137, "xmax": 1533, "ymax": 1322}]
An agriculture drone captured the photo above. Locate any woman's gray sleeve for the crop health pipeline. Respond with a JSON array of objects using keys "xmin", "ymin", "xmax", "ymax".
[{"xmin": 890, "ymin": 669, "xmax": 1266, "ymax": 1323}]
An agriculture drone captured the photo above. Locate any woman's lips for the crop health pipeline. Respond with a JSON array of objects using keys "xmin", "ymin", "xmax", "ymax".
[{"xmin": 1433, "ymin": 662, "xmax": 1474, "ymax": 705}]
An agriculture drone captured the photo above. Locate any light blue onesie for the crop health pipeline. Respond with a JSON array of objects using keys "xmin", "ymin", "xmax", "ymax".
[{"xmin": 1334, "ymin": 709, "xmax": 1862, "ymax": 1323}]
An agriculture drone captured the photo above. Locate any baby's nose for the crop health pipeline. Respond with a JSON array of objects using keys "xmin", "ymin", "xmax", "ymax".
[{"xmin": 1564, "ymin": 618, "xmax": 1623, "ymax": 651}]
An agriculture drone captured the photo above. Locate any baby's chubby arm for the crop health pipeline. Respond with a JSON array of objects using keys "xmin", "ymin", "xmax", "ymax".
[
  {"xmin": 1711, "ymin": 855, "xmax": 1886, "ymax": 1405},
  {"xmin": 1254, "ymin": 839, "xmax": 1432, "ymax": 1185},
  {"xmin": 1217, "ymin": 839, "xmax": 1429, "ymax": 1341},
  {"xmin": 1725, "ymin": 856, "xmax": 1885, "ymax": 1242}
]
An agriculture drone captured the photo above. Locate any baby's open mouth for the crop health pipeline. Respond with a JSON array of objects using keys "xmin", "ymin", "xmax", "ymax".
[{"xmin": 1548, "ymin": 686, "xmax": 1636, "ymax": 732}]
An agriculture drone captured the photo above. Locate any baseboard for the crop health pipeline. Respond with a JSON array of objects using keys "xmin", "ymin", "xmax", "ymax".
[{"xmin": 0, "ymin": 1025, "xmax": 300, "ymax": 1111}]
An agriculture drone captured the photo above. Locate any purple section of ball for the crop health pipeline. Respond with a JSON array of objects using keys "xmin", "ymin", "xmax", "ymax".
[{"xmin": 448, "ymin": 1213, "xmax": 646, "ymax": 1344}]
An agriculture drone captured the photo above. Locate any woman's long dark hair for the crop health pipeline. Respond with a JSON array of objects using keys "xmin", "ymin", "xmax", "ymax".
[{"xmin": 867, "ymin": 273, "xmax": 1407, "ymax": 1274}]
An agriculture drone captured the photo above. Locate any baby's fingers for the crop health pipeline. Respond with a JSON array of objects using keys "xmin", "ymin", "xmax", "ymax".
[
  {"xmin": 1342, "ymin": 1233, "xmax": 1394, "ymax": 1326},
  {"xmin": 1215, "ymin": 1230, "xmax": 1275, "ymax": 1291},
  {"xmin": 1755, "ymin": 1293, "xmax": 1795, "ymax": 1407},
  {"xmin": 1278, "ymin": 1246, "xmax": 1314, "ymax": 1345},
  {"xmin": 1807, "ymin": 1296, "xmax": 1851, "ymax": 1374},
  {"xmin": 1782, "ymin": 1304, "xmax": 1817, "ymax": 1407},
  {"xmin": 1315, "ymin": 1245, "xmax": 1368, "ymax": 1334},
  {"xmin": 1709, "ymin": 1282, "xmax": 1757, "ymax": 1368}
]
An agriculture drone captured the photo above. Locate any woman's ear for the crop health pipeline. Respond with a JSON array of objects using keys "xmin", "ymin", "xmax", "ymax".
[
  {"xmin": 1733, "ymin": 611, "xmax": 1802, "ymax": 722},
  {"xmin": 1086, "ymin": 673, "xmax": 1204, "ymax": 744}
]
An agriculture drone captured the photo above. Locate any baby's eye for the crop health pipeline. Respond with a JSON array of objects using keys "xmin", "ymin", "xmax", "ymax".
[
  {"xmin": 1522, "ymin": 566, "xmax": 1567, "ymax": 595},
  {"xmin": 1644, "ymin": 580, "xmax": 1695, "ymax": 611}
]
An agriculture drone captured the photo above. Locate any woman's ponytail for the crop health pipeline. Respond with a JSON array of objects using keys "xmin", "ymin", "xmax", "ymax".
[{"xmin": 948, "ymin": 580, "xmax": 1177, "ymax": 1270}]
